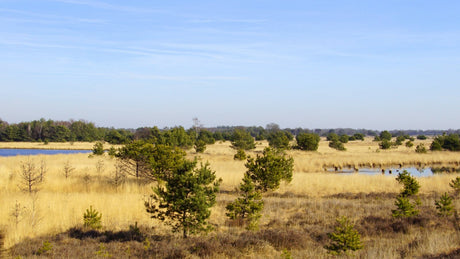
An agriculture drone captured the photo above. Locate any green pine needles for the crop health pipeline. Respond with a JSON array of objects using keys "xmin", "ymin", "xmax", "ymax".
[
  {"xmin": 325, "ymin": 216, "xmax": 363, "ymax": 255},
  {"xmin": 83, "ymin": 205, "xmax": 102, "ymax": 230},
  {"xmin": 226, "ymin": 174, "xmax": 264, "ymax": 230},
  {"xmin": 145, "ymin": 160, "xmax": 221, "ymax": 238},
  {"xmin": 435, "ymin": 192, "xmax": 454, "ymax": 217},
  {"xmin": 392, "ymin": 171, "xmax": 421, "ymax": 218}
]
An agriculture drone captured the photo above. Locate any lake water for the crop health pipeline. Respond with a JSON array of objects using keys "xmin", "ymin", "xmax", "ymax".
[{"xmin": 0, "ymin": 149, "xmax": 91, "ymax": 157}]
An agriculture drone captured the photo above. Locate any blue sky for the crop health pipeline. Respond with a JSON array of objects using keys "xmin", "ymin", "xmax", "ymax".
[{"xmin": 1, "ymin": 0, "xmax": 460, "ymax": 130}]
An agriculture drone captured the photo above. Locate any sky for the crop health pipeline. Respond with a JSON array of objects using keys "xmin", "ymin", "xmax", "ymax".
[{"xmin": 1, "ymin": 0, "xmax": 460, "ymax": 130}]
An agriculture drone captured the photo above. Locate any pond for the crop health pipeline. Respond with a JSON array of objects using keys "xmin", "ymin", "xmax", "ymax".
[
  {"xmin": 327, "ymin": 167, "xmax": 437, "ymax": 177},
  {"xmin": 0, "ymin": 149, "xmax": 92, "ymax": 157}
]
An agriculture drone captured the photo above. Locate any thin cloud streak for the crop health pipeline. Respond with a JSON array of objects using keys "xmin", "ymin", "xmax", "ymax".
[{"xmin": 49, "ymin": 0, "xmax": 166, "ymax": 14}]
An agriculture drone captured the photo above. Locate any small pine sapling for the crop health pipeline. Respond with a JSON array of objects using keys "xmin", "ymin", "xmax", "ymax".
[
  {"xmin": 83, "ymin": 205, "xmax": 102, "ymax": 230},
  {"xmin": 392, "ymin": 171, "xmax": 421, "ymax": 218},
  {"xmin": 435, "ymin": 192, "xmax": 454, "ymax": 217},
  {"xmin": 226, "ymin": 173, "xmax": 264, "ymax": 230},
  {"xmin": 449, "ymin": 177, "xmax": 460, "ymax": 197},
  {"xmin": 325, "ymin": 216, "xmax": 363, "ymax": 255}
]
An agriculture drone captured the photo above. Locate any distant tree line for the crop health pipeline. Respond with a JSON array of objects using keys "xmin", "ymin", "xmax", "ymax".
[{"xmin": 1, "ymin": 119, "xmax": 459, "ymax": 145}]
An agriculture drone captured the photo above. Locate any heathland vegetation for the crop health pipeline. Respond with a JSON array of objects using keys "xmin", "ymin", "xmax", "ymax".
[{"xmin": 1, "ymin": 120, "xmax": 460, "ymax": 258}]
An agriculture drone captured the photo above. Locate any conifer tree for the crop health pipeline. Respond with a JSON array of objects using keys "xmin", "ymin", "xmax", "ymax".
[
  {"xmin": 226, "ymin": 173, "xmax": 264, "ymax": 230},
  {"xmin": 325, "ymin": 216, "xmax": 363, "ymax": 255},
  {"xmin": 145, "ymin": 161, "xmax": 221, "ymax": 238}
]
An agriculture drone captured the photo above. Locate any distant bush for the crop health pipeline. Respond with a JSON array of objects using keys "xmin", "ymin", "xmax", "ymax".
[
  {"xmin": 379, "ymin": 140, "xmax": 392, "ymax": 150},
  {"xmin": 405, "ymin": 141, "xmax": 414, "ymax": 148},
  {"xmin": 415, "ymin": 144, "xmax": 427, "ymax": 153},
  {"xmin": 92, "ymin": 141, "xmax": 104, "ymax": 156},
  {"xmin": 234, "ymin": 149, "xmax": 247, "ymax": 161},
  {"xmin": 327, "ymin": 133, "xmax": 339, "ymax": 142},
  {"xmin": 380, "ymin": 131, "xmax": 392, "ymax": 141},
  {"xmin": 329, "ymin": 140, "xmax": 346, "ymax": 151},
  {"xmin": 295, "ymin": 133, "xmax": 320, "ymax": 151},
  {"xmin": 339, "ymin": 135, "xmax": 349, "ymax": 143},
  {"xmin": 267, "ymin": 131, "xmax": 291, "ymax": 150},
  {"xmin": 231, "ymin": 129, "xmax": 256, "ymax": 151},
  {"xmin": 194, "ymin": 140, "xmax": 206, "ymax": 153},
  {"xmin": 430, "ymin": 134, "xmax": 460, "ymax": 151},
  {"xmin": 352, "ymin": 133, "xmax": 365, "ymax": 141},
  {"xmin": 417, "ymin": 135, "xmax": 427, "ymax": 140}
]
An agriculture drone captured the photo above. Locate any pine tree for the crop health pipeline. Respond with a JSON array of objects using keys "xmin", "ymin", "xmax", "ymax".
[
  {"xmin": 245, "ymin": 147, "xmax": 294, "ymax": 192},
  {"xmin": 145, "ymin": 161, "xmax": 221, "ymax": 238},
  {"xmin": 435, "ymin": 192, "xmax": 454, "ymax": 217},
  {"xmin": 226, "ymin": 173, "xmax": 264, "ymax": 230},
  {"xmin": 83, "ymin": 206, "xmax": 102, "ymax": 230},
  {"xmin": 325, "ymin": 216, "xmax": 363, "ymax": 255},
  {"xmin": 392, "ymin": 171, "xmax": 420, "ymax": 218}
]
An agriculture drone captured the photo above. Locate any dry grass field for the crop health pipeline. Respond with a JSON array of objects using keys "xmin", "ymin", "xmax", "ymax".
[{"xmin": 1, "ymin": 138, "xmax": 459, "ymax": 258}]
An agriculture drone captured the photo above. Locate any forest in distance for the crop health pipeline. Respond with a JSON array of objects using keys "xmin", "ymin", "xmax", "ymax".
[{"xmin": 1, "ymin": 118, "xmax": 459, "ymax": 144}]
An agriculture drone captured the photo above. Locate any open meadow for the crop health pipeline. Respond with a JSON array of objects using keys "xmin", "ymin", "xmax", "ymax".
[{"xmin": 1, "ymin": 138, "xmax": 459, "ymax": 258}]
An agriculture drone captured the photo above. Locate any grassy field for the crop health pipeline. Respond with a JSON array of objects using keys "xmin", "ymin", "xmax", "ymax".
[{"xmin": 1, "ymin": 138, "xmax": 459, "ymax": 258}]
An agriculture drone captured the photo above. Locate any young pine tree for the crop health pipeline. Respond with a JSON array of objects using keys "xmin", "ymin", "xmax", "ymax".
[
  {"xmin": 145, "ymin": 161, "xmax": 221, "ymax": 238},
  {"xmin": 325, "ymin": 216, "xmax": 363, "ymax": 255},
  {"xmin": 226, "ymin": 173, "xmax": 264, "ymax": 230},
  {"xmin": 392, "ymin": 171, "xmax": 421, "ymax": 218},
  {"xmin": 435, "ymin": 192, "xmax": 454, "ymax": 217}
]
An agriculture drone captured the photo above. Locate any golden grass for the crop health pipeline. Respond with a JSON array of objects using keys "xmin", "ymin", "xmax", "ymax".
[{"xmin": 1, "ymin": 139, "xmax": 459, "ymax": 256}]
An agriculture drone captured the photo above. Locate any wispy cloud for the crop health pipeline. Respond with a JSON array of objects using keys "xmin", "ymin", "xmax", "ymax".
[
  {"xmin": 0, "ymin": 8, "xmax": 107, "ymax": 24},
  {"xmin": 122, "ymin": 73, "xmax": 246, "ymax": 81},
  {"xmin": 187, "ymin": 18, "xmax": 267, "ymax": 24},
  {"xmin": 49, "ymin": 0, "xmax": 165, "ymax": 13}
]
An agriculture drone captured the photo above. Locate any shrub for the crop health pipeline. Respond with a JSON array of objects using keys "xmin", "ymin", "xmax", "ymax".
[
  {"xmin": 353, "ymin": 133, "xmax": 365, "ymax": 141},
  {"xmin": 417, "ymin": 135, "xmax": 427, "ymax": 140},
  {"xmin": 83, "ymin": 206, "xmax": 102, "ymax": 230},
  {"xmin": 326, "ymin": 133, "xmax": 339, "ymax": 142},
  {"xmin": 415, "ymin": 144, "xmax": 427, "ymax": 153},
  {"xmin": 194, "ymin": 139, "xmax": 206, "ymax": 153},
  {"xmin": 329, "ymin": 140, "xmax": 346, "ymax": 151},
  {"xmin": 405, "ymin": 141, "xmax": 414, "ymax": 148},
  {"xmin": 36, "ymin": 240, "xmax": 53, "ymax": 255},
  {"xmin": 233, "ymin": 149, "xmax": 247, "ymax": 161},
  {"xmin": 430, "ymin": 139, "xmax": 443, "ymax": 151},
  {"xmin": 435, "ymin": 193, "xmax": 454, "ymax": 217},
  {"xmin": 431, "ymin": 134, "xmax": 460, "ymax": 151},
  {"xmin": 339, "ymin": 134, "xmax": 349, "ymax": 143},
  {"xmin": 379, "ymin": 140, "xmax": 392, "ymax": 150},
  {"xmin": 296, "ymin": 133, "xmax": 320, "ymax": 151},
  {"xmin": 92, "ymin": 141, "xmax": 104, "ymax": 156},
  {"xmin": 325, "ymin": 216, "xmax": 363, "ymax": 255},
  {"xmin": 380, "ymin": 130, "xmax": 392, "ymax": 141}
]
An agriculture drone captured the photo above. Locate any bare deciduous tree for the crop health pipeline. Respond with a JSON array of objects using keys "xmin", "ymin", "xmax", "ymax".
[
  {"xmin": 18, "ymin": 158, "xmax": 45, "ymax": 193},
  {"xmin": 62, "ymin": 160, "xmax": 75, "ymax": 179}
]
